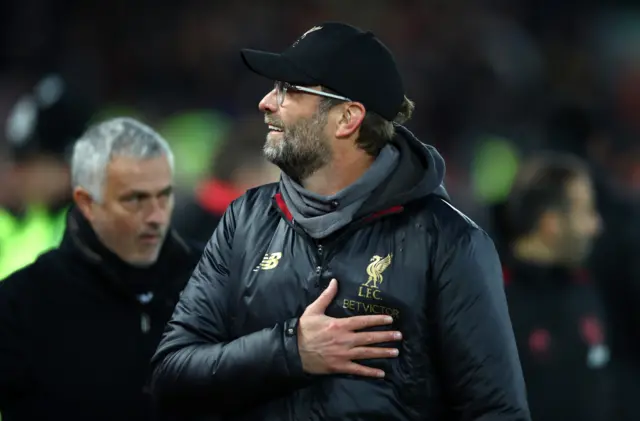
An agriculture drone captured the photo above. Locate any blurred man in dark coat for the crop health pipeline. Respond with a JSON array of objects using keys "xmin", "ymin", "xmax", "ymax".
[
  {"xmin": 0, "ymin": 117, "xmax": 202, "ymax": 421},
  {"xmin": 504, "ymin": 152, "xmax": 614, "ymax": 421}
]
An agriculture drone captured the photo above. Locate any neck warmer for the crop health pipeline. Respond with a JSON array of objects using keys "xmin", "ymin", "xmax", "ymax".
[{"xmin": 278, "ymin": 143, "xmax": 399, "ymax": 239}]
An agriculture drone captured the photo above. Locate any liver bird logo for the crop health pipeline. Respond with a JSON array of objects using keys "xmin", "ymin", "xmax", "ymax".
[{"xmin": 365, "ymin": 254, "xmax": 393, "ymax": 289}]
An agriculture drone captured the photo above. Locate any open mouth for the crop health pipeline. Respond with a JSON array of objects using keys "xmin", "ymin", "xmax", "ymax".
[{"xmin": 268, "ymin": 125, "xmax": 283, "ymax": 132}]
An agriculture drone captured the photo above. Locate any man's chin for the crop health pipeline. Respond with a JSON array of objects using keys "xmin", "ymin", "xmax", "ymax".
[
  {"xmin": 263, "ymin": 143, "xmax": 283, "ymax": 164},
  {"xmin": 126, "ymin": 254, "xmax": 159, "ymax": 268},
  {"xmin": 126, "ymin": 245, "xmax": 164, "ymax": 267}
]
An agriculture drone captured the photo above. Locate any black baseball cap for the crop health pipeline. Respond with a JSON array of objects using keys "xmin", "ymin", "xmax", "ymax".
[{"xmin": 240, "ymin": 22, "xmax": 405, "ymax": 121}]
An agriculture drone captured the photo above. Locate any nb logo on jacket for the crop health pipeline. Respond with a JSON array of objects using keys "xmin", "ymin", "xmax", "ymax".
[{"xmin": 254, "ymin": 252, "xmax": 282, "ymax": 272}]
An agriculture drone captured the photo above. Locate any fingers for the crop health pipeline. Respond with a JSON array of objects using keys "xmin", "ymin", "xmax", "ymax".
[
  {"xmin": 305, "ymin": 279, "xmax": 338, "ymax": 314},
  {"xmin": 340, "ymin": 361, "xmax": 386, "ymax": 378},
  {"xmin": 341, "ymin": 314, "xmax": 395, "ymax": 331},
  {"xmin": 351, "ymin": 330, "xmax": 402, "ymax": 346},
  {"xmin": 348, "ymin": 346, "xmax": 400, "ymax": 360}
]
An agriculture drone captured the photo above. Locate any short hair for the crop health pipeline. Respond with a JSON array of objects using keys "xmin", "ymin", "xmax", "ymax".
[
  {"xmin": 71, "ymin": 117, "xmax": 174, "ymax": 202},
  {"xmin": 507, "ymin": 152, "xmax": 590, "ymax": 239},
  {"xmin": 319, "ymin": 90, "xmax": 415, "ymax": 156}
]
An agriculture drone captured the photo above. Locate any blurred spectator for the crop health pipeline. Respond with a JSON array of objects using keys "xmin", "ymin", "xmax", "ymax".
[
  {"xmin": 0, "ymin": 73, "xmax": 94, "ymax": 279},
  {"xmin": 504, "ymin": 152, "xmax": 613, "ymax": 421},
  {"xmin": 172, "ymin": 116, "xmax": 279, "ymax": 244},
  {"xmin": 587, "ymin": 139, "xmax": 640, "ymax": 421},
  {"xmin": 543, "ymin": 105, "xmax": 640, "ymax": 420},
  {"xmin": 0, "ymin": 118, "xmax": 202, "ymax": 420}
]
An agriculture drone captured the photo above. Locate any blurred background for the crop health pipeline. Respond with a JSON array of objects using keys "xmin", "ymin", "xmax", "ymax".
[{"xmin": 1, "ymin": 0, "xmax": 639, "ymax": 419}]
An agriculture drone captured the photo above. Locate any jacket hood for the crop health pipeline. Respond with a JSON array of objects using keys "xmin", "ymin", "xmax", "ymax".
[{"xmin": 358, "ymin": 124, "xmax": 449, "ymax": 215}]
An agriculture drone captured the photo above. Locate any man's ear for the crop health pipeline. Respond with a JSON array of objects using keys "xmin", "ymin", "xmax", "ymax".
[
  {"xmin": 335, "ymin": 102, "xmax": 365, "ymax": 138},
  {"xmin": 73, "ymin": 187, "xmax": 95, "ymax": 221}
]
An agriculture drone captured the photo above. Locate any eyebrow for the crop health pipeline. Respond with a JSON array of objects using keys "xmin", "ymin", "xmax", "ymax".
[{"xmin": 118, "ymin": 185, "xmax": 173, "ymax": 200}]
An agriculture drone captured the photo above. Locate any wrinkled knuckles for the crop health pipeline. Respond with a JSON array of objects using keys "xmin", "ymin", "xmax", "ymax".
[{"xmin": 327, "ymin": 320, "xmax": 343, "ymax": 332}]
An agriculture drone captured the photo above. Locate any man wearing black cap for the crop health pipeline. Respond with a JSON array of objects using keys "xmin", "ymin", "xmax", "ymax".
[{"xmin": 151, "ymin": 23, "xmax": 530, "ymax": 420}]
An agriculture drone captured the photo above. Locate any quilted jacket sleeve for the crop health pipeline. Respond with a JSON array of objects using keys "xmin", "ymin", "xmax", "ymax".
[
  {"xmin": 433, "ymin": 227, "xmax": 531, "ymax": 421},
  {"xmin": 149, "ymin": 197, "xmax": 306, "ymax": 415}
]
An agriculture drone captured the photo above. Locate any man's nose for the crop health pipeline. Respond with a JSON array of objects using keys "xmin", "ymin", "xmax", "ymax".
[
  {"xmin": 145, "ymin": 199, "xmax": 168, "ymax": 227},
  {"xmin": 259, "ymin": 89, "xmax": 278, "ymax": 113}
]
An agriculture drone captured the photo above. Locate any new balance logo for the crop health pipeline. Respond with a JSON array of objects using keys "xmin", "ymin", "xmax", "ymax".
[{"xmin": 253, "ymin": 252, "xmax": 282, "ymax": 272}]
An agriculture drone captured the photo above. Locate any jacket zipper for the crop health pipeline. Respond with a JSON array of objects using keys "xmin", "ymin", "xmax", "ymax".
[
  {"xmin": 273, "ymin": 202, "xmax": 327, "ymax": 291},
  {"xmin": 140, "ymin": 312, "xmax": 151, "ymax": 333},
  {"xmin": 315, "ymin": 244, "xmax": 325, "ymax": 288}
]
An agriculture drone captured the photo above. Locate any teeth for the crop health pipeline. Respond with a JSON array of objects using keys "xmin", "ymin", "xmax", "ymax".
[{"xmin": 268, "ymin": 125, "xmax": 283, "ymax": 132}]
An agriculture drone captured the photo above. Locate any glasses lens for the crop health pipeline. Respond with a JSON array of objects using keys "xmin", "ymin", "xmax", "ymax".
[{"xmin": 274, "ymin": 81, "xmax": 285, "ymax": 106}]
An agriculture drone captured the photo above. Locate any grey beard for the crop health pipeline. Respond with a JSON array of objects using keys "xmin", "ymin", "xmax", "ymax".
[{"xmin": 264, "ymin": 137, "xmax": 328, "ymax": 182}]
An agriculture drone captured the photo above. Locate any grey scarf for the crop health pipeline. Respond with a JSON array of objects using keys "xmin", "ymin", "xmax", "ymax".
[{"xmin": 279, "ymin": 144, "xmax": 400, "ymax": 239}]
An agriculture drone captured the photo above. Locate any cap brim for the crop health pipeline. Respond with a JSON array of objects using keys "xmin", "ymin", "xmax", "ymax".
[{"xmin": 240, "ymin": 49, "xmax": 317, "ymax": 85}]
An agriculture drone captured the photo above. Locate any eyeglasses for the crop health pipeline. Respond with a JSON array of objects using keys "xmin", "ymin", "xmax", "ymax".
[{"xmin": 274, "ymin": 81, "xmax": 351, "ymax": 107}]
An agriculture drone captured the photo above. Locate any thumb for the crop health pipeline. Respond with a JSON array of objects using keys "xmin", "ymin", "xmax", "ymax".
[{"xmin": 306, "ymin": 279, "xmax": 338, "ymax": 314}]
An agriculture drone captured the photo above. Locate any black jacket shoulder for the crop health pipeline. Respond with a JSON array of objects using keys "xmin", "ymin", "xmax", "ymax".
[
  {"xmin": 421, "ymin": 194, "xmax": 481, "ymax": 236},
  {"xmin": 237, "ymin": 183, "xmax": 278, "ymax": 214}
]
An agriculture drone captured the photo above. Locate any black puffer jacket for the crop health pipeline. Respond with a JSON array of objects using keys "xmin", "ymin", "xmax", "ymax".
[
  {"xmin": 0, "ymin": 209, "xmax": 202, "ymax": 421},
  {"xmin": 150, "ymin": 126, "xmax": 530, "ymax": 421}
]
